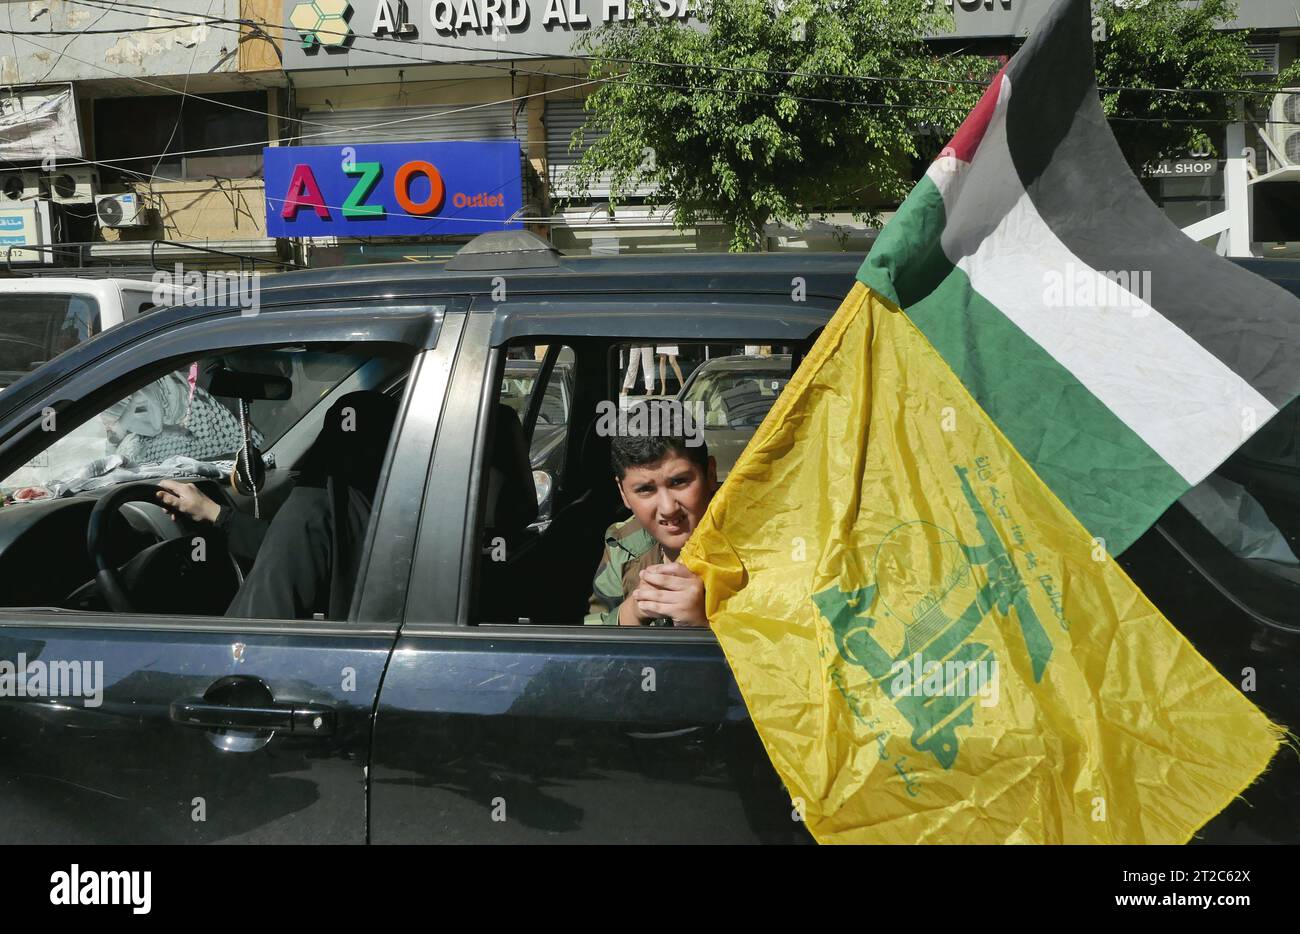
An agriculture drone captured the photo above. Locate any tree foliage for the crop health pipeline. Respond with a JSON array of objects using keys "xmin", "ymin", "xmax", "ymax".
[
  {"xmin": 1093, "ymin": 0, "xmax": 1299, "ymax": 173},
  {"xmin": 566, "ymin": 0, "xmax": 983, "ymax": 252}
]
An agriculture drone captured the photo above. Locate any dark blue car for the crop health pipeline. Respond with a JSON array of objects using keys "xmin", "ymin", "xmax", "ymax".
[{"xmin": 0, "ymin": 237, "xmax": 1294, "ymax": 843}]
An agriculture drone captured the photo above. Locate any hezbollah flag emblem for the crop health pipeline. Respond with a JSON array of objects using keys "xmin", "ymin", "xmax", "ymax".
[{"xmin": 680, "ymin": 0, "xmax": 1298, "ymax": 844}]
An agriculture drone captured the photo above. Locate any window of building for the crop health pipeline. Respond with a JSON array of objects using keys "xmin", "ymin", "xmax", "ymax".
[{"xmin": 93, "ymin": 92, "xmax": 267, "ymax": 182}]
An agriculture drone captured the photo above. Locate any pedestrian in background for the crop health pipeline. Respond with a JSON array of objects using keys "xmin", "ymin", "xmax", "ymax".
[
  {"xmin": 622, "ymin": 344, "xmax": 655, "ymax": 397},
  {"xmin": 657, "ymin": 344, "xmax": 684, "ymax": 396}
]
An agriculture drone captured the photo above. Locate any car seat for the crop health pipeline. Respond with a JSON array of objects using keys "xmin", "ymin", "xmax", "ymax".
[
  {"xmin": 504, "ymin": 411, "xmax": 629, "ymax": 622},
  {"xmin": 476, "ymin": 404, "xmax": 543, "ymax": 622},
  {"xmin": 483, "ymin": 402, "xmax": 539, "ymax": 542}
]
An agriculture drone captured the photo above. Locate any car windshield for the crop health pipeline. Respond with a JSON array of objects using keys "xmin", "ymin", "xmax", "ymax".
[
  {"xmin": 0, "ymin": 293, "xmax": 101, "ymax": 390},
  {"xmin": 682, "ymin": 365, "xmax": 791, "ymax": 428},
  {"xmin": 0, "ymin": 348, "xmax": 371, "ymax": 499}
]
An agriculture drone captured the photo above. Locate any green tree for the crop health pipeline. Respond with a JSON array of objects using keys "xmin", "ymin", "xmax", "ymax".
[
  {"xmin": 565, "ymin": 0, "xmax": 983, "ymax": 252},
  {"xmin": 1093, "ymin": 0, "xmax": 1297, "ymax": 173}
]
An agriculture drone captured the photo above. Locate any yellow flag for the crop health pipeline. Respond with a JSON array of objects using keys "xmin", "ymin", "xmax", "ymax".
[{"xmin": 680, "ymin": 283, "xmax": 1283, "ymax": 844}]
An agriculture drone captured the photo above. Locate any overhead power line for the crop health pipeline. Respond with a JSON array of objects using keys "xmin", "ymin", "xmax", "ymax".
[
  {"xmin": 58, "ymin": 0, "xmax": 1296, "ymax": 100},
  {"xmin": 0, "ymin": 0, "xmax": 1284, "ymax": 177}
]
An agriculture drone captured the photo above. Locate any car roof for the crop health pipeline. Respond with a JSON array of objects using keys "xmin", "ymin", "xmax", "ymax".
[
  {"xmin": 0, "ymin": 278, "xmax": 171, "ymax": 299},
  {"xmin": 693, "ymin": 353, "xmax": 794, "ymax": 372},
  {"xmin": 504, "ymin": 358, "xmax": 572, "ymax": 370},
  {"xmin": 7, "ymin": 251, "xmax": 1300, "ymax": 417},
  {"xmin": 253, "ymin": 251, "xmax": 867, "ymax": 309},
  {"xmin": 1223, "ymin": 257, "xmax": 1300, "ymax": 299}
]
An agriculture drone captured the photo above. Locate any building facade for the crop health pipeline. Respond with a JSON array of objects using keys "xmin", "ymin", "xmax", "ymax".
[
  {"xmin": 1, "ymin": 0, "xmax": 1298, "ymax": 271},
  {"xmin": 0, "ymin": 0, "xmax": 287, "ymax": 273}
]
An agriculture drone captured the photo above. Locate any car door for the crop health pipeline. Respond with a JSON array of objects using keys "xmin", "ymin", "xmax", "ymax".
[
  {"xmin": 0, "ymin": 300, "xmax": 460, "ymax": 843},
  {"xmin": 369, "ymin": 304, "xmax": 831, "ymax": 843}
]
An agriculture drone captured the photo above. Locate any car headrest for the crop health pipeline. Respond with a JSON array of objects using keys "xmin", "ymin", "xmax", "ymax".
[
  {"xmin": 485, "ymin": 403, "xmax": 538, "ymax": 533},
  {"xmin": 299, "ymin": 389, "xmax": 399, "ymax": 500}
]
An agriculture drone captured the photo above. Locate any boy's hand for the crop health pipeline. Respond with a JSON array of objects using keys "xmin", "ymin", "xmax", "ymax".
[{"xmin": 632, "ymin": 562, "xmax": 709, "ymax": 628}]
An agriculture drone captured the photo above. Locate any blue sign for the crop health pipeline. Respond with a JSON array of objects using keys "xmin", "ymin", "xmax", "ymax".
[
  {"xmin": 0, "ymin": 208, "xmax": 37, "ymax": 242},
  {"xmin": 264, "ymin": 140, "xmax": 523, "ymax": 238}
]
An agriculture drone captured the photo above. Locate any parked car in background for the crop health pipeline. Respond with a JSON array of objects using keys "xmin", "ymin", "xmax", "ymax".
[
  {"xmin": 500, "ymin": 353, "xmax": 574, "ymax": 521},
  {"xmin": 0, "ymin": 278, "xmax": 177, "ymax": 391},
  {"xmin": 677, "ymin": 353, "xmax": 793, "ymax": 480}
]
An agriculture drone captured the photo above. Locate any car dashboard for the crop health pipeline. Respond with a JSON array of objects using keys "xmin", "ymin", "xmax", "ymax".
[{"xmin": 0, "ymin": 479, "xmax": 237, "ymax": 614}]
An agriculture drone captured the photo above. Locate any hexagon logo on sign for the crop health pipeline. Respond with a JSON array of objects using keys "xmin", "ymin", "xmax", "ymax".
[{"xmin": 289, "ymin": 0, "xmax": 353, "ymax": 49}]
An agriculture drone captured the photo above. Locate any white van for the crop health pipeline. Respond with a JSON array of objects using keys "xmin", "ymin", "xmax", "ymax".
[{"xmin": 0, "ymin": 277, "xmax": 179, "ymax": 390}]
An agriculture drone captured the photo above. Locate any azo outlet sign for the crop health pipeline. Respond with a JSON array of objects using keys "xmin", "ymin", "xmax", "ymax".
[{"xmin": 264, "ymin": 140, "xmax": 523, "ymax": 238}]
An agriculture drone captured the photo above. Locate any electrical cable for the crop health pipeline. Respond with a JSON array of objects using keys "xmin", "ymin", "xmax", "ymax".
[
  {"xmin": 0, "ymin": 0, "xmax": 1276, "ymax": 215},
  {"xmin": 151, "ymin": 0, "xmax": 218, "ymax": 187},
  {"xmin": 30, "ymin": 0, "xmax": 119, "ymax": 85},
  {"xmin": 13, "ymin": 12, "xmax": 981, "ymax": 119},
  {"xmin": 63, "ymin": 0, "xmax": 1297, "ymax": 99},
  {"xmin": 4, "ymin": 0, "xmax": 1275, "ymax": 170}
]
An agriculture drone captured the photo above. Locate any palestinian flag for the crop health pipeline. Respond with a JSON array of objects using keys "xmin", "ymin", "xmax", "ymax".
[
  {"xmin": 861, "ymin": 0, "xmax": 1300, "ymax": 555},
  {"xmin": 681, "ymin": 0, "xmax": 1293, "ymax": 843}
]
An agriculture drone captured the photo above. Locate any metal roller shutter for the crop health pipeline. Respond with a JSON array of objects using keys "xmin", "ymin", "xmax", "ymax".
[
  {"xmin": 545, "ymin": 99, "xmax": 654, "ymax": 199},
  {"xmin": 300, "ymin": 102, "xmax": 535, "ymax": 222},
  {"xmin": 302, "ymin": 102, "xmax": 520, "ymax": 145}
]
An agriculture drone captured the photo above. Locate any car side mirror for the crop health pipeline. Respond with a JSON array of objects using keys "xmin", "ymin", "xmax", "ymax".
[{"xmin": 208, "ymin": 367, "xmax": 292, "ymax": 402}]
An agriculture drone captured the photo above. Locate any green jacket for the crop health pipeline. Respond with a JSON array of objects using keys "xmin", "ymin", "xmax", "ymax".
[{"xmin": 584, "ymin": 516, "xmax": 671, "ymax": 626}]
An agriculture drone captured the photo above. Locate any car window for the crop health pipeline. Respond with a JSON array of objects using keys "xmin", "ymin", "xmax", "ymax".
[
  {"xmin": 537, "ymin": 377, "xmax": 570, "ymax": 427},
  {"xmin": 681, "ymin": 366, "xmax": 792, "ymax": 429},
  {"xmin": 218, "ymin": 347, "xmax": 370, "ymax": 444},
  {"xmin": 473, "ymin": 338, "xmax": 799, "ymax": 627},
  {"xmin": 0, "ymin": 293, "xmax": 101, "ymax": 390},
  {"xmin": 1, "ymin": 346, "xmax": 372, "ymax": 499},
  {"xmin": 499, "ymin": 344, "xmax": 575, "ymax": 524},
  {"xmin": 1, "ymin": 365, "xmax": 255, "ymax": 498},
  {"xmin": 501, "ymin": 346, "xmax": 574, "ymax": 424},
  {"xmin": 0, "ymin": 341, "xmax": 417, "ymax": 624}
]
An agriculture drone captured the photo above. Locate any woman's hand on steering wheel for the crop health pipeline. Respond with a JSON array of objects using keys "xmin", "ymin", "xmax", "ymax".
[{"xmin": 156, "ymin": 479, "xmax": 221, "ymax": 524}]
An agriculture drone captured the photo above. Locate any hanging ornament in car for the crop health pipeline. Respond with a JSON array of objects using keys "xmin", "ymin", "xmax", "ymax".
[{"xmin": 230, "ymin": 399, "xmax": 265, "ymax": 516}]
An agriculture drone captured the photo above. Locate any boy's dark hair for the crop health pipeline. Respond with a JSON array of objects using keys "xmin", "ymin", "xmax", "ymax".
[{"xmin": 610, "ymin": 400, "xmax": 709, "ymax": 480}]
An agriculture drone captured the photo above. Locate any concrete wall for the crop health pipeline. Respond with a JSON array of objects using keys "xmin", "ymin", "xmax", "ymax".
[
  {"xmin": 99, "ymin": 178, "xmax": 268, "ymax": 242},
  {"xmin": 2, "ymin": 0, "xmax": 247, "ymax": 85}
]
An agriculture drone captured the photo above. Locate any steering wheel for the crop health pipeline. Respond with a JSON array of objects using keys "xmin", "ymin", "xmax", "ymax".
[{"xmin": 87, "ymin": 482, "xmax": 241, "ymax": 614}]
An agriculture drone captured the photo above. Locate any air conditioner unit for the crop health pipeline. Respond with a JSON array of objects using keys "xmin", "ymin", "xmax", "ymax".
[
  {"xmin": 95, "ymin": 192, "xmax": 146, "ymax": 228},
  {"xmin": 1266, "ymin": 90, "xmax": 1300, "ymax": 172},
  {"xmin": 46, "ymin": 166, "xmax": 99, "ymax": 204},
  {"xmin": 0, "ymin": 170, "xmax": 41, "ymax": 204}
]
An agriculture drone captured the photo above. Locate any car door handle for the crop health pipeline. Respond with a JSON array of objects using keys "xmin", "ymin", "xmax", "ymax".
[
  {"xmin": 170, "ymin": 698, "xmax": 336, "ymax": 736},
  {"xmin": 625, "ymin": 726, "xmax": 705, "ymax": 740}
]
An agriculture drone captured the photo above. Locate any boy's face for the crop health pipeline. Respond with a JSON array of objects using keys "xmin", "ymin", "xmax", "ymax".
[{"xmin": 616, "ymin": 451, "xmax": 718, "ymax": 553}]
